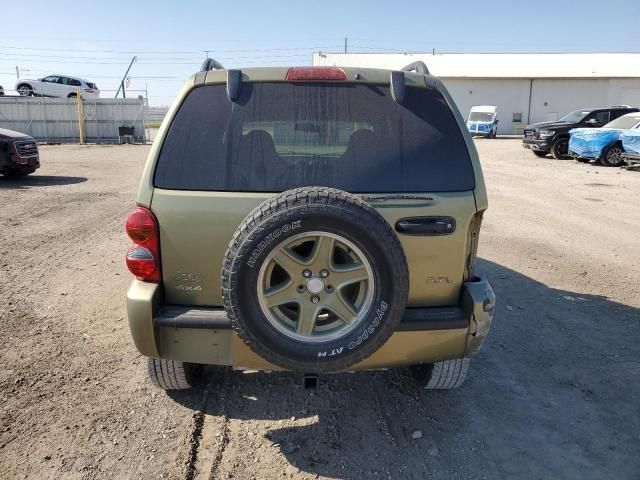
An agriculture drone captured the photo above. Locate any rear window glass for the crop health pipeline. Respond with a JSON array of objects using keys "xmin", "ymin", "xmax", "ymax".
[{"xmin": 154, "ymin": 83, "xmax": 474, "ymax": 193}]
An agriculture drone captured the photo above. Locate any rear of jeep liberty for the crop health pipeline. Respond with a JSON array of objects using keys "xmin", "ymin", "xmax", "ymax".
[{"xmin": 126, "ymin": 61, "xmax": 495, "ymax": 391}]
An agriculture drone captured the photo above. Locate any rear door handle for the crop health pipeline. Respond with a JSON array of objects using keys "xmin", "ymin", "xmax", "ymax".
[{"xmin": 395, "ymin": 217, "xmax": 456, "ymax": 236}]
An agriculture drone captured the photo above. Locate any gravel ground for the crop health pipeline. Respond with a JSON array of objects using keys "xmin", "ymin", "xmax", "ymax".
[{"xmin": 1, "ymin": 139, "xmax": 639, "ymax": 480}]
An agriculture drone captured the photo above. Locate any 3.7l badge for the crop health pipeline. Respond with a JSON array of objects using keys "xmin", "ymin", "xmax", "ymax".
[{"xmin": 426, "ymin": 276, "xmax": 452, "ymax": 284}]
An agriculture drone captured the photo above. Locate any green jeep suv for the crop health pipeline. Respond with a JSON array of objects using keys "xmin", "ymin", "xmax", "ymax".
[{"xmin": 125, "ymin": 60, "xmax": 495, "ymax": 390}]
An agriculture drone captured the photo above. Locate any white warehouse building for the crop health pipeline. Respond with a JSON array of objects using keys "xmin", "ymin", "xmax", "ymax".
[{"xmin": 312, "ymin": 52, "xmax": 640, "ymax": 135}]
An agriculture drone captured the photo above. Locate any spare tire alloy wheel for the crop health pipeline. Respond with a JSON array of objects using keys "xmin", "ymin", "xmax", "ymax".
[
  {"xmin": 222, "ymin": 187, "xmax": 409, "ymax": 373},
  {"xmin": 258, "ymin": 231, "xmax": 374, "ymax": 342}
]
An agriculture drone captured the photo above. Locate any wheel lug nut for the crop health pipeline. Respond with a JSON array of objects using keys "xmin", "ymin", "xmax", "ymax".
[
  {"xmin": 311, "ymin": 296, "xmax": 320, "ymax": 304},
  {"xmin": 320, "ymin": 269, "xmax": 329, "ymax": 278},
  {"xmin": 302, "ymin": 269, "xmax": 312, "ymax": 278}
]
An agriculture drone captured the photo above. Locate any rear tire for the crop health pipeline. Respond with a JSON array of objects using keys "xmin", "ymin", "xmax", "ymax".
[
  {"xmin": 600, "ymin": 144, "xmax": 625, "ymax": 167},
  {"xmin": 408, "ymin": 358, "xmax": 470, "ymax": 389},
  {"xmin": 532, "ymin": 150, "xmax": 548, "ymax": 158},
  {"xmin": 17, "ymin": 84, "xmax": 33, "ymax": 96},
  {"xmin": 146, "ymin": 357, "xmax": 199, "ymax": 390},
  {"xmin": 551, "ymin": 137, "xmax": 570, "ymax": 160}
]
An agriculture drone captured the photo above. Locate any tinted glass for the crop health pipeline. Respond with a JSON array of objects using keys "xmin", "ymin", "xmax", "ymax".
[
  {"xmin": 155, "ymin": 83, "xmax": 474, "ymax": 193},
  {"xmin": 469, "ymin": 112, "xmax": 494, "ymax": 122},
  {"xmin": 587, "ymin": 111, "xmax": 610, "ymax": 124},
  {"xmin": 559, "ymin": 110, "xmax": 591, "ymax": 123}
]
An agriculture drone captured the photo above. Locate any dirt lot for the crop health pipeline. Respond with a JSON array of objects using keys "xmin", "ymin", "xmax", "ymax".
[{"xmin": 1, "ymin": 139, "xmax": 639, "ymax": 480}]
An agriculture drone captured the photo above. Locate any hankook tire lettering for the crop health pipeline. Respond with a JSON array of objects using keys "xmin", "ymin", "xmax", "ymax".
[{"xmin": 247, "ymin": 220, "xmax": 301, "ymax": 268}]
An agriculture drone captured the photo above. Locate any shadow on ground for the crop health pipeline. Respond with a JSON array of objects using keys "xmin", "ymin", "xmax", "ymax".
[
  {"xmin": 0, "ymin": 175, "xmax": 87, "ymax": 189},
  {"xmin": 169, "ymin": 259, "xmax": 640, "ymax": 479}
]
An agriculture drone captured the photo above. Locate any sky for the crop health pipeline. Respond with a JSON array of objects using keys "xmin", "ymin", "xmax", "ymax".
[{"xmin": 1, "ymin": 0, "xmax": 639, "ymax": 106}]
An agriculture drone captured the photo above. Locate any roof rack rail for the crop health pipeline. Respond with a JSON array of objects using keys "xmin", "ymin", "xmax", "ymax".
[
  {"xmin": 200, "ymin": 58, "xmax": 225, "ymax": 72},
  {"xmin": 401, "ymin": 61, "xmax": 430, "ymax": 75}
]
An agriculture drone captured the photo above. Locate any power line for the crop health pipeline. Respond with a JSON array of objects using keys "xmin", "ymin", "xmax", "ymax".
[
  {"xmin": 0, "ymin": 45, "xmax": 341, "ymax": 55},
  {"xmin": 0, "ymin": 54, "xmax": 316, "ymax": 66}
]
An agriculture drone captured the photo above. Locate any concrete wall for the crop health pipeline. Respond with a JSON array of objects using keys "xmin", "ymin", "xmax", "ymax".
[
  {"xmin": 441, "ymin": 78, "xmax": 531, "ymax": 134},
  {"xmin": 0, "ymin": 97, "xmax": 146, "ymax": 143},
  {"xmin": 442, "ymin": 78, "xmax": 640, "ymax": 133},
  {"xmin": 144, "ymin": 106, "xmax": 169, "ymax": 125}
]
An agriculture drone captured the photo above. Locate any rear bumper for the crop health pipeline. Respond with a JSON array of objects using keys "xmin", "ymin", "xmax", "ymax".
[
  {"xmin": 127, "ymin": 277, "xmax": 495, "ymax": 369},
  {"xmin": 623, "ymin": 152, "xmax": 640, "ymax": 167}
]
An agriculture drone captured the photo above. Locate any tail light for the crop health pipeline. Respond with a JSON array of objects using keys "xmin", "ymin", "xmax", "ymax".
[
  {"xmin": 465, "ymin": 212, "xmax": 483, "ymax": 280},
  {"xmin": 286, "ymin": 67, "xmax": 347, "ymax": 82},
  {"xmin": 125, "ymin": 206, "xmax": 161, "ymax": 282}
]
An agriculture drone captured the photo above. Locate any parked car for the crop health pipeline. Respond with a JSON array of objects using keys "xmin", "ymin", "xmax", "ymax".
[
  {"xmin": 0, "ymin": 85, "xmax": 4, "ymax": 96},
  {"xmin": 125, "ymin": 61, "xmax": 495, "ymax": 391},
  {"xmin": 15, "ymin": 75, "xmax": 100, "ymax": 99},
  {"xmin": 522, "ymin": 106, "xmax": 639, "ymax": 159},
  {"xmin": 0, "ymin": 128, "xmax": 40, "ymax": 177},
  {"xmin": 568, "ymin": 112, "xmax": 640, "ymax": 166},
  {"xmin": 622, "ymin": 129, "xmax": 640, "ymax": 168},
  {"xmin": 467, "ymin": 105, "xmax": 498, "ymax": 138}
]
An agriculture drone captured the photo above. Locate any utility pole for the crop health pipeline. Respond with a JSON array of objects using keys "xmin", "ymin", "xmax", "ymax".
[
  {"xmin": 115, "ymin": 56, "xmax": 137, "ymax": 99},
  {"xmin": 344, "ymin": 37, "xmax": 348, "ymax": 53},
  {"xmin": 76, "ymin": 87, "xmax": 85, "ymax": 144}
]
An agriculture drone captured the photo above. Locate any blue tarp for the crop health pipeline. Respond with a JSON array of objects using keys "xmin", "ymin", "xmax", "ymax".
[
  {"xmin": 622, "ymin": 129, "xmax": 640, "ymax": 155},
  {"xmin": 568, "ymin": 128, "xmax": 623, "ymax": 159}
]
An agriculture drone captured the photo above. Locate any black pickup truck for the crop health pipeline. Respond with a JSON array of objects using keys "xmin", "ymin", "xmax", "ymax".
[
  {"xmin": 522, "ymin": 106, "xmax": 639, "ymax": 159},
  {"xmin": 0, "ymin": 128, "xmax": 40, "ymax": 177}
]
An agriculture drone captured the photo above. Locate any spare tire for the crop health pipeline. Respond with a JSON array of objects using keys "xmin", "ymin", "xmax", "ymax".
[{"xmin": 222, "ymin": 187, "xmax": 408, "ymax": 373}]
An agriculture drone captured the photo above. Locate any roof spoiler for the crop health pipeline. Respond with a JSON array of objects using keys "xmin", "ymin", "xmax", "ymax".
[
  {"xmin": 401, "ymin": 61, "xmax": 430, "ymax": 75},
  {"xmin": 390, "ymin": 61, "xmax": 430, "ymax": 105},
  {"xmin": 198, "ymin": 58, "xmax": 242, "ymax": 102},
  {"xmin": 200, "ymin": 58, "xmax": 225, "ymax": 72}
]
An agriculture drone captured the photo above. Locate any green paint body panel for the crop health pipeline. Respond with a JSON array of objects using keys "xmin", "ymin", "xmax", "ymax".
[
  {"xmin": 152, "ymin": 189, "xmax": 476, "ymax": 307},
  {"xmin": 129, "ymin": 66, "xmax": 493, "ymax": 368}
]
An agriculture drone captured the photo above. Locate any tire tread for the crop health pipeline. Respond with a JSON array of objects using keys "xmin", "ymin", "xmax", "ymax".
[
  {"xmin": 424, "ymin": 358, "xmax": 470, "ymax": 390},
  {"xmin": 146, "ymin": 358, "xmax": 194, "ymax": 390}
]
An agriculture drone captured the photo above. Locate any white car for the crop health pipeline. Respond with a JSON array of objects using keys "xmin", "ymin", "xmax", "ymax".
[{"xmin": 15, "ymin": 75, "xmax": 100, "ymax": 99}]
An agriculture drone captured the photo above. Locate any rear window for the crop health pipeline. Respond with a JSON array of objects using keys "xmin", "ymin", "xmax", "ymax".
[{"xmin": 154, "ymin": 82, "xmax": 475, "ymax": 193}]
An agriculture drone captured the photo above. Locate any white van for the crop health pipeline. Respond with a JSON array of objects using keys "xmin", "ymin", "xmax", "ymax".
[{"xmin": 467, "ymin": 106, "xmax": 498, "ymax": 138}]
